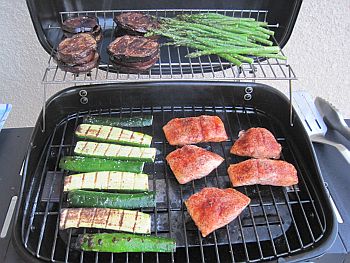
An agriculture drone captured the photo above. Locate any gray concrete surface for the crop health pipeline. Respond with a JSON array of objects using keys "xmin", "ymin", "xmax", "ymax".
[{"xmin": 1, "ymin": 1, "xmax": 349, "ymax": 128}]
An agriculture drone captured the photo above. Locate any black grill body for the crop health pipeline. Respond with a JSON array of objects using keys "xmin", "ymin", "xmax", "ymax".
[{"xmin": 12, "ymin": 82, "xmax": 337, "ymax": 262}]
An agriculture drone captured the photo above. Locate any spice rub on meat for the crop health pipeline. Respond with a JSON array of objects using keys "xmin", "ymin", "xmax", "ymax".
[
  {"xmin": 228, "ymin": 159, "xmax": 298, "ymax": 187},
  {"xmin": 166, "ymin": 145, "xmax": 224, "ymax": 184},
  {"xmin": 230, "ymin": 127, "xmax": 282, "ymax": 159},
  {"xmin": 163, "ymin": 115, "xmax": 228, "ymax": 146},
  {"xmin": 185, "ymin": 187, "xmax": 250, "ymax": 237}
]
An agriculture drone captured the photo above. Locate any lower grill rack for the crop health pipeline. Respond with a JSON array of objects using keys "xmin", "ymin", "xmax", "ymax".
[{"xmin": 21, "ymin": 105, "xmax": 326, "ymax": 262}]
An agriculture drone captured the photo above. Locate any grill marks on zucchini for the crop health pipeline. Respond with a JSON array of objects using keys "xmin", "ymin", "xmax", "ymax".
[
  {"xmin": 76, "ymin": 124, "xmax": 152, "ymax": 147},
  {"xmin": 64, "ymin": 171, "xmax": 149, "ymax": 192},
  {"xmin": 74, "ymin": 141, "xmax": 156, "ymax": 162},
  {"xmin": 60, "ymin": 208, "xmax": 151, "ymax": 234}
]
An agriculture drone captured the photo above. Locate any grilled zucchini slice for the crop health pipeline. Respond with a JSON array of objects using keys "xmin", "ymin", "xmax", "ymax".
[
  {"xmin": 59, "ymin": 156, "xmax": 144, "ymax": 173},
  {"xmin": 67, "ymin": 190, "xmax": 155, "ymax": 209},
  {"xmin": 74, "ymin": 141, "xmax": 156, "ymax": 162},
  {"xmin": 64, "ymin": 171, "xmax": 149, "ymax": 192},
  {"xmin": 75, "ymin": 124, "xmax": 152, "ymax": 147},
  {"xmin": 77, "ymin": 232, "xmax": 176, "ymax": 253},
  {"xmin": 83, "ymin": 115, "xmax": 153, "ymax": 127},
  {"xmin": 60, "ymin": 208, "xmax": 151, "ymax": 234}
]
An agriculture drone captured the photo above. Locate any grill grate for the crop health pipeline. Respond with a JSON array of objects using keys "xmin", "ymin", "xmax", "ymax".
[
  {"xmin": 21, "ymin": 105, "xmax": 326, "ymax": 262},
  {"xmin": 41, "ymin": 9, "xmax": 297, "ymax": 85}
]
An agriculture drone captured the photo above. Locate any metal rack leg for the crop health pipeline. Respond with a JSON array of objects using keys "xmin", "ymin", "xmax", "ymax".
[{"xmin": 289, "ymin": 65, "xmax": 294, "ymax": 127}]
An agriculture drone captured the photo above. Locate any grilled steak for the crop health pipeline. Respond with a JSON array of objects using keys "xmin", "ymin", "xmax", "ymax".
[
  {"xmin": 57, "ymin": 53, "xmax": 99, "ymax": 73},
  {"xmin": 58, "ymin": 50, "xmax": 96, "ymax": 66},
  {"xmin": 230, "ymin": 127, "xmax": 282, "ymax": 159},
  {"xmin": 62, "ymin": 16, "xmax": 102, "ymax": 42},
  {"xmin": 57, "ymin": 33, "xmax": 97, "ymax": 63},
  {"xmin": 107, "ymin": 35, "xmax": 160, "ymax": 63},
  {"xmin": 62, "ymin": 16, "xmax": 98, "ymax": 33},
  {"xmin": 110, "ymin": 54, "xmax": 159, "ymax": 73},
  {"xmin": 166, "ymin": 145, "xmax": 224, "ymax": 184},
  {"xmin": 185, "ymin": 187, "xmax": 250, "ymax": 237},
  {"xmin": 114, "ymin": 12, "xmax": 159, "ymax": 35},
  {"xmin": 163, "ymin": 115, "xmax": 228, "ymax": 146},
  {"xmin": 228, "ymin": 159, "xmax": 298, "ymax": 187}
]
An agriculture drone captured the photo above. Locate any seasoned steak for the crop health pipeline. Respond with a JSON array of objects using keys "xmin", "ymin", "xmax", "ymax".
[
  {"xmin": 163, "ymin": 115, "xmax": 228, "ymax": 146},
  {"xmin": 57, "ymin": 50, "xmax": 96, "ymax": 66},
  {"xmin": 57, "ymin": 53, "xmax": 99, "ymax": 73},
  {"xmin": 110, "ymin": 54, "xmax": 159, "ymax": 73},
  {"xmin": 114, "ymin": 12, "xmax": 159, "ymax": 34},
  {"xmin": 166, "ymin": 145, "xmax": 224, "ymax": 184},
  {"xmin": 62, "ymin": 16, "xmax": 99, "ymax": 34},
  {"xmin": 227, "ymin": 159, "xmax": 298, "ymax": 187},
  {"xmin": 230, "ymin": 127, "xmax": 282, "ymax": 159},
  {"xmin": 107, "ymin": 35, "xmax": 159, "ymax": 63},
  {"xmin": 57, "ymin": 33, "xmax": 97, "ymax": 63},
  {"xmin": 64, "ymin": 25, "xmax": 103, "ymax": 43},
  {"xmin": 185, "ymin": 187, "xmax": 250, "ymax": 237}
]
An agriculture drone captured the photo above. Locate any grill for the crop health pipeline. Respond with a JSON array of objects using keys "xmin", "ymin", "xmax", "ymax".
[
  {"xmin": 13, "ymin": 1, "xmax": 338, "ymax": 262},
  {"xmin": 42, "ymin": 9, "xmax": 296, "ymax": 85},
  {"xmin": 16, "ymin": 83, "xmax": 335, "ymax": 263}
]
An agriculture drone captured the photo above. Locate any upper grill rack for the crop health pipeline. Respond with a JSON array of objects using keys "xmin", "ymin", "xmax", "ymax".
[{"xmin": 42, "ymin": 9, "xmax": 297, "ymax": 85}]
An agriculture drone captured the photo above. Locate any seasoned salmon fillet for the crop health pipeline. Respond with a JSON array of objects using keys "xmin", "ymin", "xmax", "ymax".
[
  {"xmin": 228, "ymin": 159, "xmax": 298, "ymax": 187},
  {"xmin": 185, "ymin": 187, "xmax": 250, "ymax": 237},
  {"xmin": 166, "ymin": 145, "xmax": 224, "ymax": 184},
  {"xmin": 163, "ymin": 115, "xmax": 228, "ymax": 145},
  {"xmin": 230, "ymin": 127, "xmax": 281, "ymax": 159}
]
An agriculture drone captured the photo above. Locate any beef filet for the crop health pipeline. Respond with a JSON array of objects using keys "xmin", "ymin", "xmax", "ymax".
[
  {"xmin": 166, "ymin": 145, "xmax": 224, "ymax": 184},
  {"xmin": 62, "ymin": 16, "xmax": 98, "ymax": 33},
  {"xmin": 110, "ymin": 54, "xmax": 159, "ymax": 73},
  {"xmin": 107, "ymin": 35, "xmax": 159, "ymax": 63},
  {"xmin": 227, "ymin": 159, "xmax": 298, "ymax": 187},
  {"xmin": 114, "ymin": 12, "xmax": 159, "ymax": 35},
  {"xmin": 185, "ymin": 187, "xmax": 250, "ymax": 237},
  {"xmin": 230, "ymin": 127, "xmax": 282, "ymax": 159},
  {"xmin": 57, "ymin": 33, "xmax": 97, "ymax": 63},
  {"xmin": 57, "ymin": 53, "xmax": 100, "ymax": 73},
  {"xmin": 62, "ymin": 16, "xmax": 103, "ymax": 42},
  {"xmin": 108, "ymin": 35, "xmax": 159, "ymax": 73}
]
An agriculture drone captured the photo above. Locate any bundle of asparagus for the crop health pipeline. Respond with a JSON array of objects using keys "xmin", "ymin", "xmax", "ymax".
[{"xmin": 145, "ymin": 13, "xmax": 286, "ymax": 66}]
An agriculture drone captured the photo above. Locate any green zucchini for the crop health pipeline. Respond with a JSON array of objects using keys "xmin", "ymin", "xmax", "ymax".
[
  {"xmin": 67, "ymin": 190, "xmax": 155, "ymax": 209},
  {"xmin": 74, "ymin": 141, "xmax": 156, "ymax": 162},
  {"xmin": 75, "ymin": 124, "xmax": 152, "ymax": 147},
  {"xmin": 83, "ymin": 116, "xmax": 153, "ymax": 128},
  {"xmin": 76, "ymin": 232, "xmax": 176, "ymax": 253},
  {"xmin": 59, "ymin": 156, "xmax": 144, "ymax": 173},
  {"xmin": 60, "ymin": 208, "xmax": 151, "ymax": 234},
  {"xmin": 64, "ymin": 171, "xmax": 149, "ymax": 192}
]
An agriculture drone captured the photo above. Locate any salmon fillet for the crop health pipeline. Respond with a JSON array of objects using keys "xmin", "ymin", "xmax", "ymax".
[
  {"xmin": 230, "ymin": 127, "xmax": 281, "ymax": 159},
  {"xmin": 228, "ymin": 159, "xmax": 298, "ymax": 187},
  {"xmin": 166, "ymin": 145, "xmax": 224, "ymax": 184},
  {"xmin": 185, "ymin": 187, "xmax": 250, "ymax": 237},
  {"xmin": 163, "ymin": 115, "xmax": 228, "ymax": 146}
]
